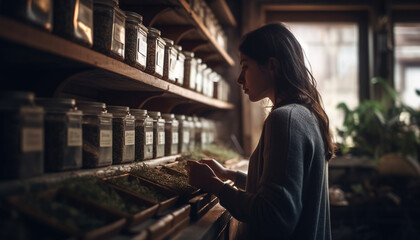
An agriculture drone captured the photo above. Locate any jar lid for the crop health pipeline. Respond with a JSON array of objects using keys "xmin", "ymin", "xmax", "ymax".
[
  {"xmin": 187, "ymin": 116, "xmax": 193, "ymax": 121},
  {"xmin": 148, "ymin": 111, "xmax": 161, "ymax": 118},
  {"xmin": 130, "ymin": 109, "xmax": 147, "ymax": 115},
  {"xmin": 0, "ymin": 91, "xmax": 35, "ymax": 102},
  {"xmin": 107, "ymin": 105, "xmax": 129, "ymax": 113},
  {"xmin": 148, "ymin": 27, "xmax": 161, "ymax": 37},
  {"xmin": 36, "ymin": 98, "xmax": 75, "ymax": 107},
  {"xmin": 77, "ymin": 101, "xmax": 106, "ymax": 109},
  {"xmin": 182, "ymin": 51, "xmax": 194, "ymax": 58},
  {"xmin": 175, "ymin": 114, "xmax": 185, "ymax": 120},
  {"xmin": 173, "ymin": 45, "xmax": 182, "ymax": 51},
  {"xmin": 94, "ymin": 0, "xmax": 118, "ymax": 7},
  {"xmin": 162, "ymin": 38, "xmax": 174, "ymax": 46},
  {"xmin": 125, "ymin": 11, "xmax": 142, "ymax": 23},
  {"xmin": 196, "ymin": 58, "xmax": 202, "ymax": 64},
  {"xmin": 161, "ymin": 113, "xmax": 175, "ymax": 119}
]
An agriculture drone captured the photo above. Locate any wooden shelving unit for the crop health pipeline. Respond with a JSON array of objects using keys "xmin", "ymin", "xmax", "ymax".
[
  {"xmin": 208, "ymin": 0, "xmax": 237, "ymax": 27},
  {"xmin": 0, "ymin": 16, "xmax": 234, "ymax": 111}
]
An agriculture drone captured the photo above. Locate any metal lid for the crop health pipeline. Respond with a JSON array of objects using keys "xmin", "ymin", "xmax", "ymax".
[
  {"xmin": 148, "ymin": 111, "xmax": 161, "ymax": 118},
  {"xmin": 161, "ymin": 113, "xmax": 175, "ymax": 119},
  {"xmin": 196, "ymin": 58, "xmax": 202, "ymax": 64},
  {"xmin": 173, "ymin": 45, "xmax": 182, "ymax": 51},
  {"xmin": 77, "ymin": 101, "xmax": 106, "ymax": 109},
  {"xmin": 182, "ymin": 51, "xmax": 194, "ymax": 58},
  {"xmin": 125, "ymin": 11, "xmax": 142, "ymax": 23},
  {"xmin": 94, "ymin": 0, "xmax": 118, "ymax": 7},
  {"xmin": 36, "ymin": 98, "xmax": 75, "ymax": 107},
  {"xmin": 130, "ymin": 109, "xmax": 147, "ymax": 115},
  {"xmin": 0, "ymin": 91, "xmax": 35, "ymax": 102},
  {"xmin": 148, "ymin": 27, "xmax": 161, "ymax": 37},
  {"xmin": 107, "ymin": 105, "xmax": 129, "ymax": 113},
  {"xmin": 175, "ymin": 114, "xmax": 186, "ymax": 120},
  {"xmin": 162, "ymin": 38, "xmax": 174, "ymax": 46},
  {"xmin": 187, "ymin": 116, "xmax": 193, "ymax": 121}
]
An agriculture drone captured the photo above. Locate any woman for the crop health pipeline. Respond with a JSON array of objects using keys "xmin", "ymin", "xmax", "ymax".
[{"xmin": 186, "ymin": 23, "xmax": 336, "ymax": 240}]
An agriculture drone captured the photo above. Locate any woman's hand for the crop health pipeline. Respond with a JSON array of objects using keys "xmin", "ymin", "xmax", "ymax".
[
  {"xmin": 199, "ymin": 159, "xmax": 236, "ymax": 182},
  {"xmin": 185, "ymin": 160, "xmax": 224, "ymax": 195}
]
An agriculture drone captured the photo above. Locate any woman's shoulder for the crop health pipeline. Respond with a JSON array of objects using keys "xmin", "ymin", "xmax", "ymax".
[{"xmin": 270, "ymin": 103, "xmax": 311, "ymax": 119}]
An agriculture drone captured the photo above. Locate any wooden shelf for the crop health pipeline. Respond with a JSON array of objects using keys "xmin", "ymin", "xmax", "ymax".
[
  {"xmin": 208, "ymin": 0, "xmax": 237, "ymax": 27},
  {"xmin": 0, "ymin": 16, "xmax": 234, "ymax": 110},
  {"xmin": 176, "ymin": 0, "xmax": 235, "ymax": 66}
]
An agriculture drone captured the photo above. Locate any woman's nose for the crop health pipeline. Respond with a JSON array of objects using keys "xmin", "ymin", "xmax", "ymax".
[{"xmin": 237, "ymin": 71, "xmax": 245, "ymax": 85}]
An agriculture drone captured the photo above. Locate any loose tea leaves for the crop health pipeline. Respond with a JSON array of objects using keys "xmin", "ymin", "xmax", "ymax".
[{"xmin": 107, "ymin": 177, "xmax": 169, "ymax": 202}]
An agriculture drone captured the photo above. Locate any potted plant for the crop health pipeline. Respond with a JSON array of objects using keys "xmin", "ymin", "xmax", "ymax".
[{"xmin": 336, "ymin": 77, "xmax": 420, "ymax": 176}]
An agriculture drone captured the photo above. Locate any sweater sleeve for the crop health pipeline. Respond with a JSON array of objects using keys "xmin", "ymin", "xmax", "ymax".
[
  {"xmin": 218, "ymin": 107, "xmax": 307, "ymax": 238},
  {"xmin": 234, "ymin": 171, "xmax": 247, "ymax": 190}
]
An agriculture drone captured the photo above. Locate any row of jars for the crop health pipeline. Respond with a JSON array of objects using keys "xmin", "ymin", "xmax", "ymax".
[
  {"xmin": 189, "ymin": 0, "xmax": 228, "ymax": 50},
  {"xmin": 0, "ymin": 0, "xmax": 230, "ymax": 100},
  {"xmin": 0, "ymin": 92, "xmax": 217, "ymax": 180}
]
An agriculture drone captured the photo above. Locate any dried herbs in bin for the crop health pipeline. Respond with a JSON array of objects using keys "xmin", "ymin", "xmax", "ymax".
[
  {"xmin": 131, "ymin": 164, "xmax": 198, "ymax": 198},
  {"xmin": 62, "ymin": 178, "xmax": 145, "ymax": 215}
]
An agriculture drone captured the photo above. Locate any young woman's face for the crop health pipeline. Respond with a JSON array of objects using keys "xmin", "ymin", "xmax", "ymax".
[{"xmin": 237, "ymin": 52, "xmax": 275, "ymax": 102}]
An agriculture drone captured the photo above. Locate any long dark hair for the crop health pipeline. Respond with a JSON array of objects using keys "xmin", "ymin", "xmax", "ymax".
[{"xmin": 239, "ymin": 23, "xmax": 336, "ymax": 160}]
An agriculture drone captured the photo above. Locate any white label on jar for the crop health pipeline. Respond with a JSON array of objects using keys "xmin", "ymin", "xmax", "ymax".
[
  {"xmin": 145, "ymin": 131, "xmax": 153, "ymax": 145},
  {"xmin": 21, "ymin": 128, "xmax": 43, "ymax": 152},
  {"xmin": 100, "ymin": 130, "xmax": 113, "ymax": 147},
  {"xmin": 137, "ymin": 33, "xmax": 147, "ymax": 66},
  {"xmin": 67, "ymin": 128, "xmax": 82, "ymax": 147},
  {"xmin": 158, "ymin": 131, "xmax": 165, "ymax": 144},
  {"xmin": 183, "ymin": 131, "xmax": 190, "ymax": 143},
  {"xmin": 172, "ymin": 132, "xmax": 178, "ymax": 144},
  {"xmin": 125, "ymin": 130, "xmax": 135, "ymax": 146},
  {"xmin": 157, "ymin": 45, "xmax": 164, "ymax": 67}
]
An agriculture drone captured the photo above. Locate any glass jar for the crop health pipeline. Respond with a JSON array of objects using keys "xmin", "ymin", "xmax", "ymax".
[
  {"xmin": 77, "ymin": 101, "xmax": 113, "ymax": 168},
  {"xmin": 175, "ymin": 115, "xmax": 189, "ymax": 153},
  {"xmin": 146, "ymin": 27, "xmax": 166, "ymax": 78},
  {"xmin": 53, "ymin": 0, "xmax": 93, "ymax": 47},
  {"xmin": 93, "ymin": 0, "xmax": 126, "ymax": 60},
  {"xmin": 148, "ymin": 111, "xmax": 165, "ymax": 158},
  {"xmin": 193, "ymin": 116, "xmax": 202, "ymax": 149},
  {"xmin": 195, "ymin": 59, "xmax": 205, "ymax": 93},
  {"xmin": 187, "ymin": 116, "xmax": 195, "ymax": 151},
  {"xmin": 0, "ymin": 91, "xmax": 44, "ymax": 179},
  {"xmin": 36, "ymin": 98, "xmax": 83, "ymax": 172},
  {"xmin": 131, "ymin": 109, "xmax": 153, "ymax": 161},
  {"xmin": 2, "ymin": 0, "xmax": 53, "ymax": 31},
  {"xmin": 200, "ymin": 118, "xmax": 209, "ymax": 148},
  {"xmin": 107, "ymin": 106, "xmax": 135, "ymax": 164},
  {"xmin": 162, "ymin": 113, "xmax": 179, "ymax": 155},
  {"xmin": 202, "ymin": 67, "xmax": 212, "ymax": 96},
  {"xmin": 183, "ymin": 51, "xmax": 197, "ymax": 90},
  {"xmin": 162, "ymin": 38, "xmax": 177, "ymax": 82},
  {"xmin": 208, "ymin": 119, "xmax": 216, "ymax": 144},
  {"xmin": 207, "ymin": 71, "xmax": 219, "ymax": 98},
  {"xmin": 174, "ymin": 45, "xmax": 185, "ymax": 86},
  {"xmin": 124, "ymin": 11, "xmax": 148, "ymax": 71}
]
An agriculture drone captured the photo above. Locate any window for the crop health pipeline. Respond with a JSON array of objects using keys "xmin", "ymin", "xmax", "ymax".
[
  {"xmin": 394, "ymin": 23, "xmax": 420, "ymax": 109},
  {"xmin": 285, "ymin": 23, "xmax": 360, "ymax": 137}
]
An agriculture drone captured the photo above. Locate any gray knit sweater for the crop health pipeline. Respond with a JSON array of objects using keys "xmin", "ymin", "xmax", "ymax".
[{"xmin": 218, "ymin": 104, "xmax": 331, "ymax": 240}]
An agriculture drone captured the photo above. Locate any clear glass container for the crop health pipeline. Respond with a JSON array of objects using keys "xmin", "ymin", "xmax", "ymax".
[
  {"xmin": 193, "ymin": 116, "xmax": 202, "ymax": 149},
  {"xmin": 36, "ymin": 98, "xmax": 83, "ymax": 172},
  {"xmin": 131, "ymin": 109, "xmax": 153, "ymax": 161},
  {"xmin": 183, "ymin": 51, "xmax": 197, "ymax": 90},
  {"xmin": 162, "ymin": 38, "xmax": 177, "ymax": 82},
  {"xmin": 93, "ymin": 0, "xmax": 126, "ymax": 60},
  {"xmin": 208, "ymin": 119, "xmax": 216, "ymax": 144},
  {"xmin": 200, "ymin": 118, "xmax": 209, "ymax": 148},
  {"xmin": 53, "ymin": 0, "xmax": 93, "ymax": 47},
  {"xmin": 0, "ymin": 91, "xmax": 44, "ymax": 179},
  {"xmin": 175, "ymin": 115, "xmax": 189, "ymax": 153},
  {"xmin": 148, "ymin": 111, "xmax": 165, "ymax": 158},
  {"xmin": 124, "ymin": 11, "xmax": 148, "ymax": 71},
  {"xmin": 107, "ymin": 106, "xmax": 135, "ymax": 164},
  {"xmin": 146, "ymin": 27, "xmax": 166, "ymax": 78},
  {"xmin": 174, "ymin": 45, "xmax": 185, "ymax": 86},
  {"xmin": 162, "ymin": 113, "xmax": 179, "ymax": 155},
  {"xmin": 196, "ymin": 59, "xmax": 205, "ymax": 93},
  {"xmin": 2, "ymin": 0, "xmax": 53, "ymax": 31},
  {"xmin": 202, "ymin": 67, "xmax": 212, "ymax": 96},
  {"xmin": 77, "ymin": 101, "xmax": 113, "ymax": 168},
  {"xmin": 187, "ymin": 116, "xmax": 195, "ymax": 150},
  {"xmin": 207, "ymin": 71, "xmax": 218, "ymax": 98}
]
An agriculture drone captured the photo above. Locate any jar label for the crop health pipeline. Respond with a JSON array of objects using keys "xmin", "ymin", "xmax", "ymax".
[
  {"xmin": 21, "ymin": 128, "xmax": 43, "ymax": 152},
  {"xmin": 183, "ymin": 131, "xmax": 190, "ymax": 143},
  {"xmin": 67, "ymin": 128, "xmax": 82, "ymax": 147},
  {"xmin": 100, "ymin": 130, "xmax": 113, "ymax": 147},
  {"xmin": 156, "ymin": 44, "xmax": 164, "ymax": 74},
  {"xmin": 146, "ymin": 131, "xmax": 153, "ymax": 145},
  {"xmin": 125, "ymin": 130, "xmax": 135, "ymax": 145},
  {"xmin": 172, "ymin": 132, "xmax": 178, "ymax": 144},
  {"xmin": 137, "ymin": 32, "xmax": 147, "ymax": 66},
  {"xmin": 158, "ymin": 131, "xmax": 165, "ymax": 144}
]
